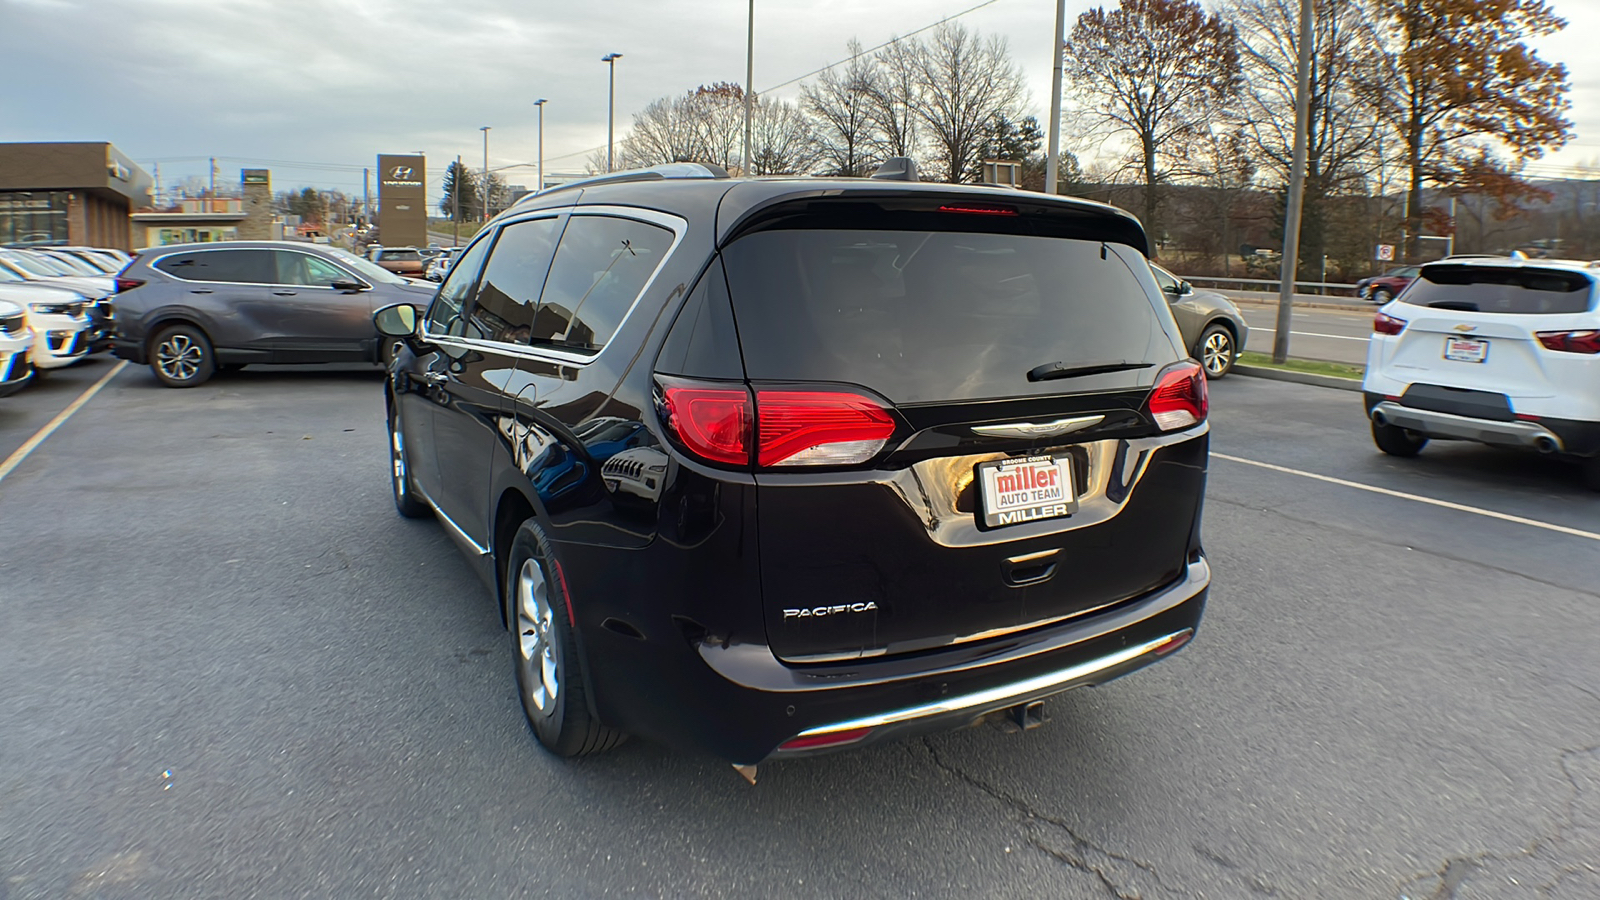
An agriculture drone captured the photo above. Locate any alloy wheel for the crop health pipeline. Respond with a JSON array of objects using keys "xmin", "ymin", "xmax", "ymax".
[
  {"xmin": 390, "ymin": 419, "xmax": 407, "ymax": 500},
  {"xmin": 516, "ymin": 559, "xmax": 561, "ymax": 715},
  {"xmin": 156, "ymin": 334, "xmax": 203, "ymax": 382},
  {"xmin": 1201, "ymin": 330, "xmax": 1233, "ymax": 376}
]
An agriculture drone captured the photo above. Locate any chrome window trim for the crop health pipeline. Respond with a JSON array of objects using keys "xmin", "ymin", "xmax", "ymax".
[
  {"xmin": 421, "ymin": 205, "xmax": 687, "ymax": 367},
  {"xmin": 145, "ymin": 247, "xmax": 364, "ymax": 290}
]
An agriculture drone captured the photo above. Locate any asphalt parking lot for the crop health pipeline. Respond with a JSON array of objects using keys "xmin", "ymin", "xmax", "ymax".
[{"xmin": 2, "ymin": 361, "xmax": 1597, "ymax": 899}]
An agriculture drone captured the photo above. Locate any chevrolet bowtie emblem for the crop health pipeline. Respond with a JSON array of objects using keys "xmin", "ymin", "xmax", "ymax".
[{"xmin": 1453, "ymin": 324, "xmax": 1477, "ymax": 333}]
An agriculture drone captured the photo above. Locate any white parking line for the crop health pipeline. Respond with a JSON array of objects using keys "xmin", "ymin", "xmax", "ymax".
[
  {"xmin": 1290, "ymin": 331, "xmax": 1369, "ymax": 342},
  {"xmin": 1212, "ymin": 452, "xmax": 1600, "ymax": 543},
  {"xmin": 0, "ymin": 360, "xmax": 128, "ymax": 487}
]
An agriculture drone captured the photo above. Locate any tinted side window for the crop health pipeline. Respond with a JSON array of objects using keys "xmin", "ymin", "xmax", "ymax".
[
  {"xmin": 655, "ymin": 259, "xmax": 744, "ymax": 380},
  {"xmin": 275, "ymin": 251, "xmax": 353, "ymax": 287},
  {"xmin": 467, "ymin": 217, "xmax": 561, "ymax": 344},
  {"xmin": 155, "ymin": 249, "xmax": 273, "ymax": 283},
  {"xmin": 532, "ymin": 215, "xmax": 674, "ymax": 354},
  {"xmin": 425, "ymin": 234, "xmax": 494, "ymax": 338}
]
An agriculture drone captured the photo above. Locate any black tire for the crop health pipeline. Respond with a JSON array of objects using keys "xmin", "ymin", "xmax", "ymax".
[
  {"xmin": 149, "ymin": 323, "xmax": 216, "ymax": 388},
  {"xmin": 387, "ymin": 404, "xmax": 431, "ymax": 519},
  {"xmin": 506, "ymin": 518, "xmax": 626, "ymax": 758},
  {"xmin": 1372, "ymin": 287, "xmax": 1393, "ymax": 304},
  {"xmin": 1195, "ymin": 323, "xmax": 1237, "ymax": 378},
  {"xmin": 1583, "ymin": 456, "xmax": 1600, "ymax": 493},
  {"xmin": 1372, "ymin": 419, "xmax": 1428, "ymax": 457}
]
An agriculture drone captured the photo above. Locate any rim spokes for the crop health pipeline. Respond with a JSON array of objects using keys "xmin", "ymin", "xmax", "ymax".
[{"xmin": 517, "ymin": 559, "xmax": 560, "ymax": 712}]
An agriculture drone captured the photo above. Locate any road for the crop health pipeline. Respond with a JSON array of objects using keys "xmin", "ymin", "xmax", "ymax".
[
  {"xmin": 1, "ymin": 362, "xmax": 1596, "ymax": 898},
  {"xmin": 1234, "ymin": 298, "xmax": 1375, "ymax": 365}
]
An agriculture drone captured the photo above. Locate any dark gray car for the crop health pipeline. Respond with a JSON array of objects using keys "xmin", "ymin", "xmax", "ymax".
[
  {"xmin": 1149, "ymin": 263, "xmax": 1250, "ymax": 378},
  {"xmin": 112, "ymin": 240, "xmax": 436, "ymax": 387}
]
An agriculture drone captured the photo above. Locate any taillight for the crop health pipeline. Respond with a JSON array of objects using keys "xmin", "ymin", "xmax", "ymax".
[
  {"xmin": 114, "ymin": 277, "xmax": 144, "ymax": 293},
  {"xmin": 1536, "ymin": 330, "xmax": 1600, "ymax": 354},
  {"xmin": 659, "ymin": 381, "xmax": 896, "ymax": 468},
  {"xmin": 936, "ymin": 204, "xmax": 1018, "ymax": 216},
  {"xmin": 756, "ymin": 391, "xmax": 895, "ymax": 467},
  {"xmin": 1146, "ymin": 361, "xmax": 1208, "ymax": 432},
  {"xmin": 661, "ymin": 385, "xmax": 752, "ymax": 466},
  {"xmin": 1374, "ymin": 311, "xmax": 1407, "ymax": 335},
  {"xmin": 777, "ymin": 727, "xmax": 873, "ymax": 752}
]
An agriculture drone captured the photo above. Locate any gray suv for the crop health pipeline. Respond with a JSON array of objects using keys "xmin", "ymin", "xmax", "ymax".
[{"xmin": 112, "ymin": 240, "xmax": 435, "ymax": 386}]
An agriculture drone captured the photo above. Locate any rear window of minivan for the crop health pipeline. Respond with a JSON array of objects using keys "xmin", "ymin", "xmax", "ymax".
[
  {"xmin": 1405, "ymin": 265, "xmax": 1594, "ymax": 314},
  {"xmin": 720, "ymin": 229, "xmax": 1166, "ymax": 404}
]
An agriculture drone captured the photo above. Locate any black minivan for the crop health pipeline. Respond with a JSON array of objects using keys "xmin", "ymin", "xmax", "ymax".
[{"xmin": 375, "ymin": 162, "xmax": 1211, "ymax": 770}]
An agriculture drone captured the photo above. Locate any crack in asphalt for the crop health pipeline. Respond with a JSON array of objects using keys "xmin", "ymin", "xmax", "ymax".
[
  {"xmin": 1398, "ymin": 745, "xmax": 1600, "ymax": 900},
  {"xmin": 919, "ymin": 737, "xmax": 1177, "ymax": 899},
  {"xmin": 1208, "ymin": 496, "xmax": 1600, "ymax": 601}
]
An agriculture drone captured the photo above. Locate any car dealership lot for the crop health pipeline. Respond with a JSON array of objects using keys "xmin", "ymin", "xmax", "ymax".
[{"xmin": 2, "ymin": 367, "xmax": 1597, "ymax": 898}]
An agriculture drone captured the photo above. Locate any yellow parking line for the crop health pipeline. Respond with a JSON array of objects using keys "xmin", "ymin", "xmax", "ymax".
[
  {"xmin": 0, "ymin": 360, "xmax": 128, "ymax": 486},
  {"xmin": 1213, "ymin": 452, "xmax": 1600, "ymax": 543}
]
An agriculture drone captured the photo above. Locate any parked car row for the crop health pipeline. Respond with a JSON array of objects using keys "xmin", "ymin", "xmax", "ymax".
[{"xmin": 0, "ymin": 244, "xmax": 128, "ymax": 394}]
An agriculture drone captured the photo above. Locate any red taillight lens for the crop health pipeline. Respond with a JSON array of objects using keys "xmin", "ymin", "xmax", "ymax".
[
  {"xmin": 114, "ymin": 277, "xmax": 144, "ymax": 293},
  {"xmin": 662, "ymin": 386, "xmax": 752, "ymax": 466},
  {"xmin": 1374, "ymin": 311, "xmax": 1407, "ymax": 335},
  {"xmin": 1536, "ymin": 330, "xmax": 1600, "ymax": 354},
  {"xmin": 777, "ymin": 727, "xmax": 873, "ymax": 752},
  {"xmin": 936, "ymin": 204, "xmax": 1018, "ymax": 216},
  {"xmin": 1146, "ymin": 361, "xmax": 1208, "ymax": 432},
  {"xmin": 755, "ymin": 391, "xmax": 896, "ymax": 467}
]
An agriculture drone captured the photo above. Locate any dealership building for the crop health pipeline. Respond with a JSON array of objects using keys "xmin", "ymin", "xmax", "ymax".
[{"xmin": 0, "ymin": 142, "xmax": 152, "ymax": 250}]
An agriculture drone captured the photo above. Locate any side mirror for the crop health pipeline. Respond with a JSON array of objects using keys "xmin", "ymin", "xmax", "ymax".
[
  {"xmin": 331, "ymin": 279, "xmax": 368, "ymax": 292},
  {"xmin": 1179, "ymin": 280, "xmax": 1193, "ymax": 296},
  {"xmin": 374, "ymin": 303, "xmax": 419, "ymax": 337}
]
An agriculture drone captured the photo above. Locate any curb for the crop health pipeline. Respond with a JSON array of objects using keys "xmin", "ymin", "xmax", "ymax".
[{"xmin": 1233, "ymin": 365, "xmax": 1364, "ymax": 393}]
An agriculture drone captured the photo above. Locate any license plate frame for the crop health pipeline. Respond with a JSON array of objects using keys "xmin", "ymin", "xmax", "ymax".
[
  {"xmin": 1443, "ymin": 336, "xmax": 1489, "ymax": 363},
  {"xmin": 976, "ymin": 453, "xmax": 1077, "ymax": 530}
]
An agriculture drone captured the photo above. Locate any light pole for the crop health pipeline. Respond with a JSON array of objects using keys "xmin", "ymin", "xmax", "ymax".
[
  {"xmin": 1045, "ymin": 0, "xmax": 1066, "ymax": 195},
  {"xmin": 743, "ymin": 0, "xmax": 754, "ymax": 175},
  {"xmin": 479, "ymin": 126, "xmax": 491, "ymax": 222},
  {"xmin": 533, "ymin": 98, "xmax": 547, "ymax": 192},
  {"xmin": 602, "ymin": 53, "xmax": 623, "ymax": 172}
]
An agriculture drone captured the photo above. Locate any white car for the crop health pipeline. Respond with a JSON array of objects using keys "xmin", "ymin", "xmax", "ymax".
[
  {"xmin": 1362, "ymin": 256, "xmax": 1600, "ymax": 490},
  {"xmin": 422, "ymin": 246, "xmax": 465, "ymax": 282},
  {"xmin": 0, "ymin": 282, "xmax": 91, "ymax": 371},
  {"xmin": 0, "ymin": 299, "xmax": 34, "ymax": 396}
]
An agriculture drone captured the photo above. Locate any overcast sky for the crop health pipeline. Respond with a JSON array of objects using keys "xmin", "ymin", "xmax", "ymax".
[{"xmin": 2, "ymin": 0, "xmax": 1595, "ymax": 209}]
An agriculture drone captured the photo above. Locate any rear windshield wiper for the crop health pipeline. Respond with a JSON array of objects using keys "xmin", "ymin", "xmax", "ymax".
[
  {"xmin": 1427, "ymin": 300, "xmax": 1480, "ymax": 311},
  {"xmin": 1027, "ymin": 360, "xmax": 1153, "ymax": 382}
]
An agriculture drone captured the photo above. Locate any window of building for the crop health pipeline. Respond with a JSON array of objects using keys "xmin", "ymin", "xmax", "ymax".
[{"xmin": 0, "ymin": 191, "xmax": 71, "ymax": 247}]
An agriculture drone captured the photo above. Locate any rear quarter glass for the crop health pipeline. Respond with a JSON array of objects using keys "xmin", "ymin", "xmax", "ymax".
[{"xmin": 721, "ymin": 230, "xmax": 1175, "ymax": 404}]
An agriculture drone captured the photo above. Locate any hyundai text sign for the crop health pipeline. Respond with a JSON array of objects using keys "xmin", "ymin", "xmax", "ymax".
[{"xmin": 377, "ymin": 154, "xmax": 426, "ymax": 247}]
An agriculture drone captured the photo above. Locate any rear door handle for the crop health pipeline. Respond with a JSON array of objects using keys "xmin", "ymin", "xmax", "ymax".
[
  {"xmin": 420, "ymin": 372, "xmax": 448, "ymax": 386},
  {"xmin": 189, "ymin": 289, "xmax": 213, "ymax": 294},
  {"xmin": 272, "ymin": 290, "xmax": 297, "ymax": 296}
]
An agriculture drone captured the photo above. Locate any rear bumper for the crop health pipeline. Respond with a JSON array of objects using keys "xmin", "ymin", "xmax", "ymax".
[
  {"xmin": 580, "ymin": 557, "xmax": 1210, "ymax": 765},
  {"xmin": 1364, "ymin": 393, "xmax": 1600, "ymax": 457}
]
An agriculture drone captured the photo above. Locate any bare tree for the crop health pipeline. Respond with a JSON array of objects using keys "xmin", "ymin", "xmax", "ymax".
[
  {"xmin": 1232, "ymin": 0, "xmax": 1385, "ymax": 277},
  {"xmin": 906, "ymin": 24, "xmax": 1029, "ymax": 184},
  {"xmin": 692, "ymin": 82, "xmax": 749, "ymax": 174},
  {"xmin": 802, "ymin": 40, "xmax": 882, "ymax": 176},
  {"xmin": 621, "ymin": 93, "xmax": 708, "ymax": 169},
  {"xmin": 1064, "ymin": 0, "xmax": 1241, "ymax": 235},
  {"xmin": 867, "ymin": 38, "xmax": 922, "ymax": 162},
  {"xmin": 751, "ymin": 98, "xmax": 819, "ymax": 175}
]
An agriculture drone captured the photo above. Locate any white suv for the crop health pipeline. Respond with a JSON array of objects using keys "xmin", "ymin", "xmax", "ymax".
[
  {"xmin": 1362, "ymin": 257, "xmax": 1600, "ymax": 490},
  {"xmin": 0, "ymin": 299, "xmax": 34, "ymax": 396},
  {"xmin": 0, "ymin": 282, "xmax": 92, "ymax": 371}
]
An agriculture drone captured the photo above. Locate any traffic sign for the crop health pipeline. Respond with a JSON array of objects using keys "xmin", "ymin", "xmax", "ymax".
[{"xmin": 1375, "ymin": 244, "xmax": 1395, "ymax": 261}]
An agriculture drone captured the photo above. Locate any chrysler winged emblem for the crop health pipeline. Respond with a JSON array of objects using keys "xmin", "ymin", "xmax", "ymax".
[{"xmin": 972, "ymin": 415, "xmax": 1105, "ymax": 439}]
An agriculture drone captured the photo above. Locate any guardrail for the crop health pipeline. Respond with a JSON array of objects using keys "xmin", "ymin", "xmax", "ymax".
[{"xmin": 1182, "ymin": 275, "xmax": 1360, "ymax": 297}]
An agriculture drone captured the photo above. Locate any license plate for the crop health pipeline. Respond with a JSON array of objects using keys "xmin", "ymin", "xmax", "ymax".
[
  {"xmin": 977, "ymin": 454, "xmax": 1077, "ymax": 529},
  {"xmin": 1444, "ymin": 337, "xmax": 1489, "ymax": 363}
]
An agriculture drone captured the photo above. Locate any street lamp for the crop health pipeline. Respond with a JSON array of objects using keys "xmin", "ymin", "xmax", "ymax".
[
  {"xmin": 479, "ymin": 126, "xmax": 491, "ymax": 222},
  {"xmin": 534, "ymin": 99, "xmax": 547, "ymax": 192},
  {"xmin": 602, "ymin": 53, "xmax": 623, "ymax": 172}
]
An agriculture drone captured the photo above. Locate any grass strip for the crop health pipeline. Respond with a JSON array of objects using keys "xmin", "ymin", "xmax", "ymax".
[{"xmin": 1237, "ymin": 351, "xmax": 1364, "ymax": 380}]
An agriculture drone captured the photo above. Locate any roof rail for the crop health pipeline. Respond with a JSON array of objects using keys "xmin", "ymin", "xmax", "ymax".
[{"xmin": 515, "ymin": 163, "xmax": 730, "ymax": 207}]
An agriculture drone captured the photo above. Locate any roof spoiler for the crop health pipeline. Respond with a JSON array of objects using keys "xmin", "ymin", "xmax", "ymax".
[{"xmin": 870, "ymin": 157, "xmax": 920, "ymax": 182}]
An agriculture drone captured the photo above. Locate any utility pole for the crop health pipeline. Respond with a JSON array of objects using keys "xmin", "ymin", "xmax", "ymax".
[
  {"xmin": 1271, "ymin": 0, "xmax": 1314, "ymax": 365},
  {"xmin": 743, "ymin": 0, "xmax": 754, "ymax": 176},
  {"xmin": 1446, "ymin": 195, "xmax": 1457, "ymax": 256},
  {"xmin": 363, "ymin": 167, "xmax": 370, "ymax": 226},
  {"xmin": 534, "ymin": 99, "xmax": 547, "ymax": 192},
  {"xmin": 603, "ymin": 53, "xmax": 623, "ymax": 172},
  {"xmin": 153, "ymin": 163, "xmax": 161, "ymax": 207},
  {"xmin": 208, "ymin": 156, "xmax": 216, "ymax": 195},
  {"xmin": 1044, "ymin": 0, "xmax": 1066, "ymax": 195},
  {"xmin": 453, "ymin": 154, "xmax": 462, "ymax": 246},
  {"xmin": 480, "ymin": 126, "xmax": 492, "ymax": 223}
]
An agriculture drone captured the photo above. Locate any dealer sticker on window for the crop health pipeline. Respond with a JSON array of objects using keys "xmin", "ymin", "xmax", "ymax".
[{"xmin": 977, "ymin": 454, "xmax": 1077, "ymax": 529}]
